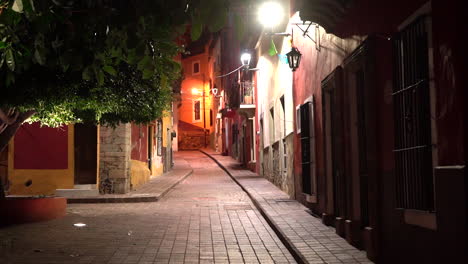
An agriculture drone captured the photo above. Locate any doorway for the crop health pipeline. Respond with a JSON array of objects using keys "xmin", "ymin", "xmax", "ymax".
[
  {"xmin": 74, "ymin": 123, "xmax": 97, "ymax": 184},
  {"xmin": 322, "ymin": 66, "xmax": 347, "ymax": 218}
]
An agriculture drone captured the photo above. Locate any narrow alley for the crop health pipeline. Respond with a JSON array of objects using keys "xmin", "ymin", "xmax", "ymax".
[{"xmin": 1, "ymin": 152, "xmax": 297, "ymax": 264}]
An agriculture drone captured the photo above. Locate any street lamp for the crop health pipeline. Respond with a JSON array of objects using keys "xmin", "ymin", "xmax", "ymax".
[
  {"xmin": 286, "ymin": 46, "xmax": 302, "ymax": 71},
  {"xmin": 258, "ymin": 1, "xmax": 284, "ymax": 28},
  {"xmin": 240, "ymin": 53, "xmax": 251, "ymax": 68},
  {"xmin": 257, "ymin": 1, "xmax": 303, "ymax": 71},
  {"xmin": 211, "ymin": 87, "xmax": 219, "ymax": 97}
]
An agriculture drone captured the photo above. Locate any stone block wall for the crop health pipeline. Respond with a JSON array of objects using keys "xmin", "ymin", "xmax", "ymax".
[
  {"xmin": 261, "ymin": 134, "xmax": 295, "ymax": 198},
  {"xmin": 99, "ymin": 124, "xmax": 132, "ymax": 194}
]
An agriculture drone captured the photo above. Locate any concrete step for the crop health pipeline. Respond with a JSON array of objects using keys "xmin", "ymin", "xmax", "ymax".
[
  {"xmin": 73, "ymin": 184, "xmax": 97, "ymax": 190},
  {"xmin": 55, "ymin": 188, "xmax": 99, "ymax": 198}
]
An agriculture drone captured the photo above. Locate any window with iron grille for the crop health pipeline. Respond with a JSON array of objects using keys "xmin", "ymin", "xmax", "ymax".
[
  {"xmin": 393, "ymin": 16, "xmax": 434, "ymax": 211},
  {"xmin": 269, "ymin": 107, "xmax": 275, "ymax": 142},
  {"xmin": 156, "ymin": 119, "xmax": 162, "ymax": 156},
  {"xmin": 300, "ymin": 100, "xmax": 316, "ymax": 195},
  {"xmin": 280, "ymin": 96, "xmax": 287, "ymax": 173}
]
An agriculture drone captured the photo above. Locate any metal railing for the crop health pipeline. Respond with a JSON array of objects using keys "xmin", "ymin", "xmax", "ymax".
[
  {"xmin": 393, "ymin": 16, "xmax": 434, "ymax": 211},
  {"xmin": 240, "ymin": 81, "xmax": 255, "ymax": 105}
]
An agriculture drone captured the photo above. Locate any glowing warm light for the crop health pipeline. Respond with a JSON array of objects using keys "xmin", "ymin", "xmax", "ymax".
[
  {"xmin": 74, "ymin": 223, "xmax": 87, "ymax": 227},
  {"xmin": 240, "ymin": 53, "xmax": 252, "ymax": 66},
  {"xmin": 191, "ymin": 88, "xmax": 200, "ymax": 95},
  {"xmin": 258, "ymin": 2, "xmax": 284, "ymax": 28}
]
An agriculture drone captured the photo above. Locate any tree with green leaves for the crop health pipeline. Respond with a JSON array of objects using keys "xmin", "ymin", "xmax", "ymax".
[
  {"xmin": 0, "ymin": 0, "xmax": 240, "ymax": 197},
  {"xmin": 0, "ymin": 0, "xmax": 234, "ymax": 151}
]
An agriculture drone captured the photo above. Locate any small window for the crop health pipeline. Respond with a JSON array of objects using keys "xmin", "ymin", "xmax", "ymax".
[
  {"xmin": 192, "ymin": 61, "xmax": 200, "ymax": 75},
  {"xmin": 193, "ymin": 100, "xmax": 201, "ymax": 122},
  {"xmin": 209, "ymin": 109, "xmax": 213, "ymax": 126}
]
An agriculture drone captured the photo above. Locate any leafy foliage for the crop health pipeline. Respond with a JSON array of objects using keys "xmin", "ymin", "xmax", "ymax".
[{"xmin": 0, "ymin": 0, "xmax": 234, "ymax": 126}]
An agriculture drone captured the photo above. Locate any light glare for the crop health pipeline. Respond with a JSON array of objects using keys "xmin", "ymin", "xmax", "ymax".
[
  {"xmin": 74, "ymin": 223, "xmax": 87, "ymax": 227},
  {"xmin": 258, "ymin": 2, "xmax": 284, "ymax": 27},
  {"xmin": 240, "ymin": 53, "xmax": 251, "ymax": 66}
]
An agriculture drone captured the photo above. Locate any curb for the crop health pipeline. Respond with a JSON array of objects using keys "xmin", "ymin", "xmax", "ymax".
[
  {"xmin": 66, "ymin": 169, "xmax": 193, "ymax": 204},
  {"xmin": 158, "ymin": 169, "xmax": 193, "ymax": 199},
  {"xmin": 200, "ymin": 150, "xmax": 307, "ymax": 264}
]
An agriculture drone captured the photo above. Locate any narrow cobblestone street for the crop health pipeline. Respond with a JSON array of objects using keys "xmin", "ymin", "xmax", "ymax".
[{"xmin": 1, "ymin": 151, "xmax": 296, "ymax": 264}]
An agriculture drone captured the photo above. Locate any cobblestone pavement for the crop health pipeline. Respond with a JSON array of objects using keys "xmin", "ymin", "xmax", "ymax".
[{"xmin": 0, "ymin": 151, "xmax": 296, "ymax": 264}]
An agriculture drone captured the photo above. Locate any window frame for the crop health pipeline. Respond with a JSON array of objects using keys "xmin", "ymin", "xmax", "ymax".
[
  {"xmin": 393, "ymin": 2, "xmax": 437, "ymax": 230},
  {"xmin": 156, "ymin": 119, "xmax": 163, "ymax": 156},
  {"xmin": 193, "ymin": 100, "xmax": 201, "ymax": 122},
  {"xmin": 300, "ymin": 97, "xmax": 317, "ymax": 201},
  {"xmin": 192, "ymin": 60, "xmax": 200, "ymax": 76}
]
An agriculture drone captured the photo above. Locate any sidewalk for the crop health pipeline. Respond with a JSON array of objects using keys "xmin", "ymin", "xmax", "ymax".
[
  {"xmin": 201, "ymin": 149, "xmax": 373, "ymax": 264},
  {"xmin": 67, "ymin": 156, "xmax": 193, "ymax": 203}
]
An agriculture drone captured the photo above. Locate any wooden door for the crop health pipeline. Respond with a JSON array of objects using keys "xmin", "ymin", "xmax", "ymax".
[{"xmin": 322, "ymin": 66, "xmax": 347, "ymax": 218}]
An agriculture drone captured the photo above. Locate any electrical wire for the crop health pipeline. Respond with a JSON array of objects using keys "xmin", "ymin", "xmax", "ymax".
[{"xmin": 215, "ymin": 65, "xmax": 245, "ymax": 78}]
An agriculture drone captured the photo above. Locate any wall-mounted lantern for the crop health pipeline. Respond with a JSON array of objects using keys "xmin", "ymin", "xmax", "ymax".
[
  {"xmin": 211, "ymin": 87, "xmax": 219, "ymax": 96},
  {"xmin": 286, "ymin": 47, "xmax": 302, "ymax": 71}
]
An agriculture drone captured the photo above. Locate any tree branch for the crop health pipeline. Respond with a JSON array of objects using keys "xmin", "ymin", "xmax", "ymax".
[
  {"xmin": 0, "ymin": 110, "xmax": 35, "ymax": 198},
  {"xmin": 0, "ymin": 110, "xmax": 36, "ymax": 154}
]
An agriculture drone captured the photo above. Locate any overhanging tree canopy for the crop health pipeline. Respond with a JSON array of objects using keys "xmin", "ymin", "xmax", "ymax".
[{"xmin": 0, "ymin": 0, "xmax": 235, "ymax": 154}]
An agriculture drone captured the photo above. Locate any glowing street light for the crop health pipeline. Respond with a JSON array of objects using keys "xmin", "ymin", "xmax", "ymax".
[
  {"xmin": 258, "ymin": 1, "xmax": 284, "ymax": 28},
  {"xmin": 240, "ymin": 53, "xmax": 251, "ymax": 67},
  {"xmin": 191, "ymin": 88, "xmax": 200, "ymax": 95}
]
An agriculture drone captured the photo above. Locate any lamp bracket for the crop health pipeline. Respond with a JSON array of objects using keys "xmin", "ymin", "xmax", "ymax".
[
  {"xmin": 265, "ymin": 32, "xmax": 291, "ymax": 37},
  {"xmin": 291, "ymin": 22, "xmax": 321, "ymax": 51}
]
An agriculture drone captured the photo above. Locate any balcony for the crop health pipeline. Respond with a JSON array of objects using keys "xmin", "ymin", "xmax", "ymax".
[{"xmin": 238, "ymin": 81, "xmax": 255, "ymax": 118}]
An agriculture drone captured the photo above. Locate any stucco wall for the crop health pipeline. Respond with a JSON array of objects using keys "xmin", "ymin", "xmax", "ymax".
[
  {"xmin": 131, "ymin": 124, "xmax": 148, "ymax": 162},
  {"xmin": 130, "ymin": 159, "xmax": 150, "ymax": 190},
  {"xmin": 7, "ymin": 123, "xmax": 74, "ymax": 195}
]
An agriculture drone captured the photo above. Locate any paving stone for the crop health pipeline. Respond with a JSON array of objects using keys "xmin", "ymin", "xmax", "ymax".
[
  {"xmin": 202, "ymin": 149, "xmax": 374, "ymax": 264},
  {"xmin": 0, "ymin": 151, "xmax": 296, "ymax": 264}
]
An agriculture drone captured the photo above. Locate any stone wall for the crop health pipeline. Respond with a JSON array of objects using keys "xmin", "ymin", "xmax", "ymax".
[
  {"xmin": 284, "ymin": 134, "xmax": 295, "ymax": 196},
  {"xmin": 261, "ymin": 134, "xmax": 295, "ymax": 197},
  {"xmin": 99, "ymin": 124, "xmax": 132, "ymax": 194}
]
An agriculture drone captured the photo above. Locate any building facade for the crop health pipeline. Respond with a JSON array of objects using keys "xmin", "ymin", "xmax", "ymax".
[
  {"xmin": 3, "ymin": 113, "xmax": 175, "ymax": 196},
  {"xmin": 177, "ymin": 34, "xmax": 217, "ymax": 150},
  {"xmin": 244, "ymin": 0, "xmax": 466, "ymax": 262}
]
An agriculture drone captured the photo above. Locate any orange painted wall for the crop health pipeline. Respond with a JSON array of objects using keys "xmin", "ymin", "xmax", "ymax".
[{"xmin": 180, "ymin": 50, "xmax": 214, "ymax": 132}]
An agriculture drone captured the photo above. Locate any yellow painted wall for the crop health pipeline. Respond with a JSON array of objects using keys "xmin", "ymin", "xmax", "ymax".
[
  {"xmin": 7, "ymin": 125, "xmax": 75, "ymax": 195},
  {"xmin": 130, "ymin": 159, "xmax": 151, "ymax": 190},
  {"xmin": 151, "ymin": 124, "xmax": 164, "ymax": 178},
  {"xmin": 151, "ymin": 112, "xmax": 172, "ymax": 177}
]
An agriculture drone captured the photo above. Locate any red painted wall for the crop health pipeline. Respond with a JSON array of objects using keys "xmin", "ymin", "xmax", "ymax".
[
  {"xmin": 131, "ymin": 124, "xmax": 148, "ymax": 162},
  {"xmin": 432, "ymin": 0, "xmax": 465, "ymax": 165},
  {"xmin": 14, "ymin": 123, "xmax": 68, "ymax": 169},
  {"xmin": 290, "ymin": 0, "xmax": 466, "ymax": 262}
]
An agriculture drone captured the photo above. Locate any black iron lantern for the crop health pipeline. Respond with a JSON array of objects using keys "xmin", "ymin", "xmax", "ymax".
[{"xmin": 286, "ymin": 47, "xmax": 302, "ymax": 71}]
